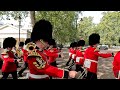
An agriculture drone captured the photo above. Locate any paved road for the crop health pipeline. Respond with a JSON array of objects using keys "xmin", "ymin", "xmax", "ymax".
[{"xmin": 0, "ymin": 48, "xmax": 117, "ymax": 79}]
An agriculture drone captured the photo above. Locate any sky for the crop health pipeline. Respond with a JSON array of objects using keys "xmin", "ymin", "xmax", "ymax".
[
  {"xmin": 0, "ymin": 11, "xmax": 105, "ymax": 26},
  {"xmin": 79, "ymin": 11, "xmax": 104, "ymax": 24}
]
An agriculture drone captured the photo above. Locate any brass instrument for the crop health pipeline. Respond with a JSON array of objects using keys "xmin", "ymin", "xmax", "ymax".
[
  {"xmin": 26, "ymin": 42, "xmax": 46, "ymax": 69},
  {"xmin": 75, "ymin": 67, "xmax": 88, "ymax": 79},
  {"xmin": 63, "ymin": 61, "xmax": 88, "ymax": 79},
  {"xmin": 16, "ymin": 48, "xmax": 23, "ymax": 58},
  {"xmin": 26, "ymin": 42, "xmax": 40, "ymax": 57}
]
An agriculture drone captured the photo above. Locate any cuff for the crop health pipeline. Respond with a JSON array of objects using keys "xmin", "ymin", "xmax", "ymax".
[
  {"xmin": 59, "ymin": 54, "xmax": 61, "ymax": 58},
  {"xmin": 63, "ymin": 71, "xmax": 69, "ymax": 78},
  {"xmin": 112, "ymin": 52, "xmax": 114, "ymax": 57}
]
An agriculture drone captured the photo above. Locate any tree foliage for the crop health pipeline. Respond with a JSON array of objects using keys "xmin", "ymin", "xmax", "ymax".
[
  {"xmin": 0, "ymin": 11, "xmax": 29, "ymax": 21},
  {"xmin": 35, "ymin": 11, "xmax": 81, "ymax": 44},
  {"xmin": 97, "ymin": 11, "xmax": 120, "ymax": 45},
  {"xmin": 77, "ymin": 16, "xmax": 95, "ymax": 45},
  {"xmin": 77, "ymin": 11, "xmax": 120, "ymax": 46}
]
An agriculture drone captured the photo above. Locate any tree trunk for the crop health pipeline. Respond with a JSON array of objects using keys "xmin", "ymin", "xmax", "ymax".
[{"xmin": 30, "ymin": 11, "xmax": 36, "ymax": 30}]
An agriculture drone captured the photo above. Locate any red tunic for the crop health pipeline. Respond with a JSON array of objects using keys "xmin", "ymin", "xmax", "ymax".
[
  {"xmin": 69, "ymin": 48, "xmax": 76, "ymax": 60},
  {"xmin": 75, "ymin": 49, "xmax": 84, "ymax": 65},
  {"xmin": 44, "ymin": 48, "xmax": 59, "ymax": 64},
  {"xmin": 22, "ymin": 49, "xmax": 28, "ymax": 62},
  {"xmin": 112, "ymin": 51, "xmax": 120, "ymax": 79},
  {"xmin": 27, "ymin": 50, "xmax": 68, "ymax": 79},
  {"xmin": 1, "ymin": 50, "xmax": 17, "ymax": 72},
  {"xmin": 84, "ymin": 46, "xmax": 112, "ymax": 74}
]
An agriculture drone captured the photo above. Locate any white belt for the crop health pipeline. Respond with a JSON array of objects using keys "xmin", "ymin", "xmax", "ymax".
[
  {"xmin": 72, "ymin": 54, "xmax": 76, "ymax": 59},
  {"xmin": 69, "ymin": 53, "xmax": 72, "ymax": 56},
  {"xmin": 76, "ymin": 57, "xmax": 84, "ymax": 59},
  {"xmin": 29, "ymin": 73, "xmax": 49, "ymax": 79},
  {"xmin": 85, "ymin": 59, "xmax": 98, "ymax": 63},
  {"xmin": 76, "ymin": 57, "xmax": 84, "ymax": 62}
]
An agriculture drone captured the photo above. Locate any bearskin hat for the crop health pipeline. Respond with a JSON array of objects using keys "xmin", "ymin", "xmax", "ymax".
[
  {"xmin": 89, "ymin": 33, "xmax": 100, "ymax": 45},
  {"xmin": 3, "ymin": 37, "xmax": 16, "ymax": 49},
  {"xmin": 72, "ymin": 42, "xmax": 78, "ymax": 48},
  {"xmin": 70, "ymin": 42, "xmax": 74, "ymax": 48},
  {"xmin": 48, "ymin": 39, "xmax": 56, "ymax": 45},
  {"xmin": 48, "ymin": 39, "xmax": 57, "ymax": 48},
  {"xmin": 31, "ymin": 19, "xmax": 53, "ymax": 42},
  {"xmin": 77, "ymin": 40, "xmax": 85, "ymax": 47},
  {"xmin": 19, "ymin": 42, "xmax": 24, "ymax": 47},
  {"xmin": 25, "ymin": 38, "xmax": 31, "ymax": 45}
]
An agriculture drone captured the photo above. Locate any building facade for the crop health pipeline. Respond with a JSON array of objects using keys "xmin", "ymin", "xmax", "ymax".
[{"xmin": 0, "ymin": 24, "xmax": 31, "ymax": 48}]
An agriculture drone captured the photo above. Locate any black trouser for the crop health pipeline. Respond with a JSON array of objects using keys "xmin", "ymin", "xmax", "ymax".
[
  {"xmin": 18, "ymin": 62, "xmax": 28, "ymax": 75},
  {"xmin": 68, "ymin": 60, "xmax": 75, "ymax": 71},
  {"xmin": 75, "ymin": 65, "xmax": 87, "ymax": 79},
  {"xmin": 1, "ymin": 71, "xmax": 17, "ymax": 79},
  {"xmin": 75, "ymin": 64, "xmax": 84, "ymax": 72},
  {"xmin": 66, "ymin": 58, "xmax": 72, "ymax": 66},
  {"xmin": 86, "ymin": 71, "xmax": 97, "ymax": 80}
]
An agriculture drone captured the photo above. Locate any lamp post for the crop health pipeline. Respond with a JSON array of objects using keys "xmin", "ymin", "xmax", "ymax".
[{"xmin": 18, "ymin": 15, "xmax": 21, "ymax": 43}]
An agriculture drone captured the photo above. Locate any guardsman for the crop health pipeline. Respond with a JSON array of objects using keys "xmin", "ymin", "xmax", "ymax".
[
  {"xmin": 66, "ymin": 42, "xmax": 77, "ymax": 71},
  {"xmin": 1, "ymin": 37, "xmax": 18, "ymax": 79},
  {"xmin": 66, "ymin": 42, "xmax": 77, "ymax": 67},
  {"xmin": 18, "ymin": 38, "xmax": 31, "ymax": 77},
  {"xmin": 66, "ymin": 42, "xmax": 74, "ymax": 66},
  {"xmin": 75, "ymin": 40, "xmax": 85, "ymax": 72},
  {"xmin": 44, "ymin": 39, "xmax": 60, "ymax": 67},
  {"xmin": 112, "ymin": 51, "xmax": 120, "ymax": 79},
  {"xmin": 84, "ymin": 33, "xmax": 113, "ymax": 79},
  {"xmin": 112, "ymin": 38, "xmax": 120, "ymax": 79},
  {"xmin": 71, "ymin": 42, "xmax": 77, "ymax": 62},
  {"xmin": 27, "ymin": 19, "xmax": 78, "ymax": 79},
  {"xmin": 0, "ymin": 47, "xmax": 4, "ymax": 69},
  {"xmin": 44, "ymin": 39, "xmax": 62, "ymax": 79},
  {"xmin": 16, "ymin": 42, "xmax": 24, "ymax": 61}
]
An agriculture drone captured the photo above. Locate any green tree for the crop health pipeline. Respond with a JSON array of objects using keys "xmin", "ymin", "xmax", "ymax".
[
  {"xmin": 96, "ymin": 11, "xmax": 120, "ymax": 46},
  {"xmin": 77, "ymin": 16, "xmax": 95, "ymax": 45},
  {"xmin": 0, "ymin": 11, "xmax": 29, "ymax": 21},
  {"xmin": 35, "ymin": 11, "xmax": 81, "ymax": 44}
]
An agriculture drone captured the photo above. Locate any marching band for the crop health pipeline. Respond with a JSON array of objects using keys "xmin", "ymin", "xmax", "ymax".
[{"xmin": 0, "ymin": 19, "xmax": 118, "ymax": 79}]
